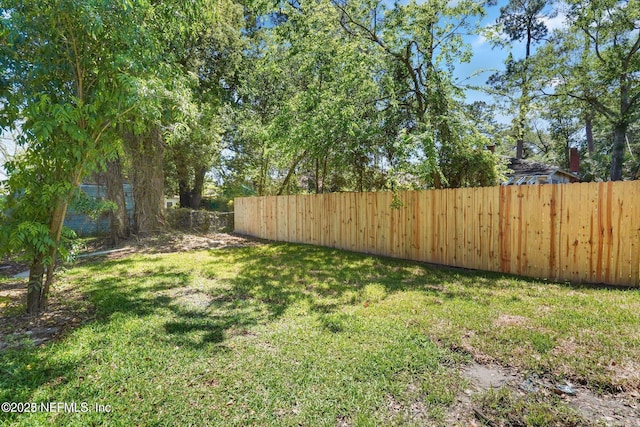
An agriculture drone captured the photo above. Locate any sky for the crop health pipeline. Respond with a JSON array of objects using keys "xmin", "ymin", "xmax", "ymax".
[
  {"xmin": 452, "ymin": 0, "xmax": 566, "ymax": 106},
  {"xmin": 0, "ymin": 134, "xmax": 16, "ymax": 181}
]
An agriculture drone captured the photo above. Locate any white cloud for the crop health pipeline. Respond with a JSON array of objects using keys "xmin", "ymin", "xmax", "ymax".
[
  {"xmin": 472, "ymin": 34, "xmax": 487, "ymax": 47},
  {"xmin": 542, "ymin": 11, "xmax": 567, "ymax": 32}
]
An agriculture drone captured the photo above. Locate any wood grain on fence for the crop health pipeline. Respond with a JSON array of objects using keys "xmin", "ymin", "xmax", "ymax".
[{"xmin": 234, "ymin": 181, "xmax": 640, "ymax": 287}]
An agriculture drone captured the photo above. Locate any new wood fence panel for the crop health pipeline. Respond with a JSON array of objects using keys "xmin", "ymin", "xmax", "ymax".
[
  {"xmin": 408, "ymin": 191, "xmax": 420, "ymax": 261},
  {"xmin": 613, "ymin": 181, "xmax": 634, "ymax": 283},
  {"xmin": 338, "ymin": 193, "xmax": 345, "ymax": 250},
  {"xmin": 631, "ymin": 183, "xmax": 640, "ymax": 285},
  {"xmin": 580, "ymin": 183, "xmax": 597, "ymax": 283},
  {"xmin": 290, "ymin": 195, "xmax": 299, "ymax": 243},
  {"xmin": 313, "ymin": 194, "xmax": 321, "ymax": 245},
  {"xmin": 418, "ymin": 190, "xmax": 430, "ymax": 262},
  {"xmin": 295, "ymin": 195, "xmax": 304, "ymax": 244},
  {"xmin": 355, "ymin": 192, "xmax": 367, "ymax": 254},
  {"xmin": 440, "ymin": 189, "xmax": 449, "ymax": 265},
  {"xmin": 311, "ymin": 194, "xmax": 321, "ymax": 247},
  {"xmin": 247, "ymin": 197, "xmax": 256, "ymax": 237},
  {"xmin": 261, "ymin": 197, "xmax": 268, "ymax": 238},
  {"xmin": 526, "ymin": 185, "xmax": 538, "ymax": 276},
  {"xmin": 235, "ymin": 181, "xmax": 640, "ymax": 287},
  {"xmin": 333, "ymin": 193, "xmax": 343, "ymax": 251},
  {"xmin": 364, "ymin": 192, "xmax": 374, "ymax": 253},
  {"xmin": 319, "ymin": 194, "xmax": 330, "ymax": 248},
  {"xmin": 390, "ymin": 191, "xmax": 405, "ymax": 259},
  {"xmin": 467, "ymin": 188, "xmax": 478, "ymax": 270},
  {"xmin": 347, "ymin": 192, "xmax": 355, "ymax": 251},
  {"xmin": 235, "ymin": 198, "xmax": 245, "ymax": 234},
  {"xmin": 465, "ymin": 188, "xmax": 476, "ymax": 270},
  {"xmin": 322, "ymin": 193, "xmax": 332, "ymax": 248},
  {"xmin": 575, "ymin": 182, "xmax": 597, "ymax": 283},
  {"xmin": 476, "ymin": 187, "xmax": 485, "ymax": 270},
  {"xmin": 450, "ymin": 189, "xmax": 460, "ymax": 267},
  {"xmin": 251, "ymin": 197, "xmax": 259, "ymax": 238},
  {"xmin": 498, "ymin": 185, "xmax": 511, "ymax": 274},
  {"xmin": 489, "ymin": 186, "xmax": 501, "ymax": 272},
  {"xmin": 351, "ymin": 193, "xmax": 358, "ymax": 252},
  {"xmin": 388, "ymin": 193, "xmax": 397, "ymax": 258},
  {"xmin": 379, "ymin": 192, "xmax": 392, "ymax": 258},
  {"xmin": 400, "ymin": 190, "xmax": 411, "ymax": 259},
  {"xmin": 529, "ymin": 185, "xmax": 548, "ymax": 279}
]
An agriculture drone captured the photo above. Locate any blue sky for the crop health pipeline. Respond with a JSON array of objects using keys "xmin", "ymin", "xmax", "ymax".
[{"xmin": 451, "ymin": 0, "xmax": 566, "ymax": 106}]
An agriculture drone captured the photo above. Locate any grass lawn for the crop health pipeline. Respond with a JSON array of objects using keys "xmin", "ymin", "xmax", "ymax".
[{"xmin": 1, "ymin": 239, "xmax": 639, "ymax": 426}]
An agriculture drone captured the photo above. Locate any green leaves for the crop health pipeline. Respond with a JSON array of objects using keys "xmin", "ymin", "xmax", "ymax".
[
  {"xmin": 531, "ymin": 0, "xmax": 640, "ymax": 179},
  {"xmin": 0, "ymin": 0, "xmax": 158, "ymax": 270},
  {"xmin": 225, "ymin": 0, "xmax": 500, "ymax": 194}
]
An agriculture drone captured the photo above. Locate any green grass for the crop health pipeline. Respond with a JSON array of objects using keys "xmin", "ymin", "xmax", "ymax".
[{"xmin": 1, "ymin": 242, "xmax": 638, "ymax": 426}]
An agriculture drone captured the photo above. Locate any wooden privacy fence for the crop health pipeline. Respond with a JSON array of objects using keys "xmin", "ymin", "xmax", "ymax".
[{"xmin": 234, "ymin": 181, "xmax": 640, "ymax": 287}]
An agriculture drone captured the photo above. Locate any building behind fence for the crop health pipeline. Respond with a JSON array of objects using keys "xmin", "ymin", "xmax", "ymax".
[
  {"xmin": 65, "ymin": 184, "xmax": 134, "ymax": 236},
  {"xmin": 234, "ymin": 181, "xmax": 640, "ymax": 287},
  {"xmin": 65, "ymin": 184, "xmax": 233, "ymax": 236}
]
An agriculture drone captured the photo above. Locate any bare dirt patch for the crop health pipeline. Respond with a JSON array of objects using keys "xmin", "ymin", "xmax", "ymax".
[
  {"xmin": 608, "ymin": 361, "xmax": 640, "ymax": 395},
  {"xmin": 78, "ymin": 232, "xmax": 261, "ymax": 261},
  {"xmin": 454, "ymin": 360, "xmax": 640, "ymax": 426},
  {"xmin": 494, "ymin": 314, "xmax": 530, "ymax": 327},
  {"xmin": 161, "ymin": 286, "xmax": 215, "ymax": 311},
  {"xmin": 0, "ymin": 280, "xmax": 95, "ymax": 352},
  {"xmin": 445, "ymin": 362, "xmax": 517, "ymax": 426},
  {"xmin": 385, "ymin": 390, "xmax": 431, "ymax": 425},
  {"xmin": 463, "ymin": 362, "xmax": 515, "ymax": 390}
]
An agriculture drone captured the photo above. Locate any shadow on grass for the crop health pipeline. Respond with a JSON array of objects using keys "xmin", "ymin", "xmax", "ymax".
[
  {"xmin": 2, "ymin": 241, "xmax": 637, "ymax": 420},
  {"xmin": 72, "ymin": 242, "xmax": 488, "ymax": 350},
  {"xmin": 214, "ymin": 243, "xmax": 511, "ymax": 307}
]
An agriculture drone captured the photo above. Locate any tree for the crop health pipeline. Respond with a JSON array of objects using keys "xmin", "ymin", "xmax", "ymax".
[
  {"xmin": 104, "ymin": 155, "xmax": 130, "ymax": 244},
  {"xmin": 0, "ymin": 0, "xmax": 140, "ymax": 313},
  {"xmin": 115, "ymin": 0, "xmax": 244, "ymax": 230},
  {"xmin": 224, "ymin": 0, "xmax": 500, "ymax": 194},
  {"xmin": 488, "ymin": 0, "xmax": 550, "ymax": 159},
  {"xmin": 333, "ymin": 0, "xmax": 499, "ymax": 188},
  {"xmin": 164, "ymin": 0, "xmax": 243, "ymax": 209},
  {"xmin": 225, "ymin": 0, "xmax": 388, "ymax": 195},
  {"xmin": 537, "ymin": 0, "xmax": 640, "ymax": 180}
]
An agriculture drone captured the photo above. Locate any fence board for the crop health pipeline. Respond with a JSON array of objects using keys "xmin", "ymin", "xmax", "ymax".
[
  {"xmin": 631, "ymin": 184, "xmax": 640, "ymax": 285},
  {"xmin": 235, "ymin": 181, "xmax": 640, "ymax": 287},
  {"xmin": 419, "ymin": 190, "xmax": 430, "ymax": 262}
]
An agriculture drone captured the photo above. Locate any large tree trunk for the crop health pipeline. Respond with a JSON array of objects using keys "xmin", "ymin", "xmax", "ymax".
[
  {"xmin": 277, "ymin": 150, "xmax": 307, "ymax": 196},
  {"xmin": 516, "ymin": 139, "xmax": 524, "ymax": 159},
  {"xmin": 189, "ymin": 166, "xmax": 206, "ymax": 209},
  {"xmin": 177, "ymin": 165, "xmax": 206, "ymax": 209},
  {"xmin": 178, "ymin": 179, "xmax": 190, "ymax": 209},
  {"xmin": 105, "ymin": 156, "xmax": 130, "ymax": 245},
  {"xmin": 125, "ymin": 127, "xmax": 165, "ymax": 235},
  {"xmin": 610, "ymin": 124, "xmax": 627, "ymax": 181}
]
